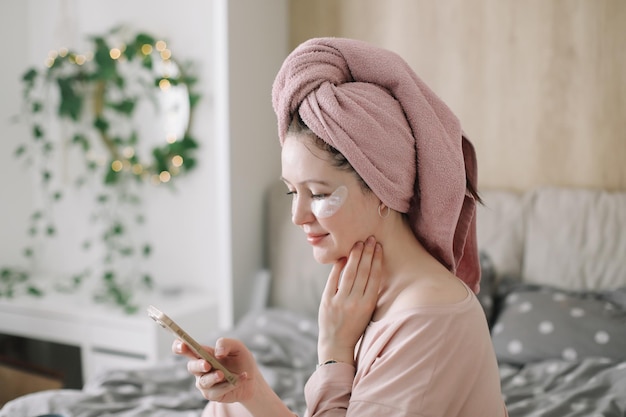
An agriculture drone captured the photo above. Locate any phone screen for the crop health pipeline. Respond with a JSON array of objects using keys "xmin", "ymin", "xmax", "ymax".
[{"xmin": 147, "ymin": 305, "xmax": 238, "ymax": 385}]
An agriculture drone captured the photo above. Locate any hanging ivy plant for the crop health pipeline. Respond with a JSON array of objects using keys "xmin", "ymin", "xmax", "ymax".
[{"xmin": 1, "ymin": 26, "xmax": 201, "ymax": 313}]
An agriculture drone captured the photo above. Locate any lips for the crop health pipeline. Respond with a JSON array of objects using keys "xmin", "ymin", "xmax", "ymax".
[{"xmin": 306, "ymin": 233, "xmax": 328, "ymax": 245}]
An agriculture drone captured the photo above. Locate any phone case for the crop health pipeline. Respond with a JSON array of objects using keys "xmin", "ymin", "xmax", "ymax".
[{"xmin": 147, "ymin": 305, "xmax": 238, "ymax": 385}]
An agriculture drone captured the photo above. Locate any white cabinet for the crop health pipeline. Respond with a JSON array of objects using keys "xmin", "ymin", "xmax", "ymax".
[{"xmin": 0, "ymin": 288, "xmax": 216, "ymax": 384}]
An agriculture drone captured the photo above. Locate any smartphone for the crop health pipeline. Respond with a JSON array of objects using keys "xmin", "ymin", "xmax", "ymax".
[{"xmin": 147, "ymin": 305, "xmax": 238, "ymax": 385}]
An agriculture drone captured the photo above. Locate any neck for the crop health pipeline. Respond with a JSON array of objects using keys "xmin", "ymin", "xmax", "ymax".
[{"xmin": 373, "ymin": 213, "xmax": 450, "ymax": 317}]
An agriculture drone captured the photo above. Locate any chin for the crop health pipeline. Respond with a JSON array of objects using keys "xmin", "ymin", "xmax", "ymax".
[
  {"xmin": 311, "ymin": 247, "xmax": 346, "ymax": 265},
  {"xmin": 311, "ymin": 249, "xmax": 332, "ymax": 265}
]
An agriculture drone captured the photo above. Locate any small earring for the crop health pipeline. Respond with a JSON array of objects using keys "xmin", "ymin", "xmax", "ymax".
[{"xmin": 378, "ymin": 203, "xmax": 390, "ymax": 219}]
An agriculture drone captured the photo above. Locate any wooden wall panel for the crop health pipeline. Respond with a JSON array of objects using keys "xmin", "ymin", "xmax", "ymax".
[{"xmin": 289, "ymin": 0, "xmax": 626, "ymax": 191}]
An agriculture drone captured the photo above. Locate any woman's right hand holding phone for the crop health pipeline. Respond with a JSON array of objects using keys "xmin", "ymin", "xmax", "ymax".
[
  {"xmin": 173, "ymin": 337, "xmax": 255, "ymax": 403},
  {"xmin": 174, "ymin": 338, "xmax": 295, "ymax": 417}
]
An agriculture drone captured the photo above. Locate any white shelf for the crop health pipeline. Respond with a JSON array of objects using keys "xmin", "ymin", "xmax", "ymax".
[{"xmin": 0, "ymin": 287, "xmax": 217, "ymax": 384}]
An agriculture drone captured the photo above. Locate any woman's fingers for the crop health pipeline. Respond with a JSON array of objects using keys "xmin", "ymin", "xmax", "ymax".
[
  {"xmin": 173, "ymin": 340, "xmax": 214, "ymax": 376},
  {"xmin": 186, "ymin": 357, "xmax": 210, "ymax": 374},
  {"xmin": 322, "ymin": 257, "xmax": 346, "ymax": 298},
  {"xmin": 335, "ymin": 241, "xmax": 364, "ymax": 296},
  {"xmin": 348, "ymin": 236, "xmax": 377, "ymax": 296},
  {"xmin": 363, "ymin": 242, "xmax": 383, "ymax": 298},
  {"xmin": 337, "ymin": 236, "xmax": 379, "ymax": 297},
  {"xmin": 172, "ymin": 339, "xmax": 215, "ymax": 359}
]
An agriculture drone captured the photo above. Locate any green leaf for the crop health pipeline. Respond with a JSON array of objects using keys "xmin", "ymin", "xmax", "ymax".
[
  {"xmin": 32, "ymin": 101, "xmax": 43, "ymax": 113},
  {"xmin": 141, "ymin": 55, "xmax": 153, "ymax": 70},
  {"xmin": 27, "ymin": 286, "xmax": 44, "ymax": 297},
  {"xmin": 72, "ymin": 133, "xmax": 90, "ymax": 151},
  {"xmin": 128, "ymin": 131, "xmax": 138, "ymax": 145},
  {"xmin": 33, "ymin": 124, "xmax": 44, "ymax": 139},
  {"xmin": 57, "ymin": 77, "xmax": 83, "ymax": 121},
  {"xmin": 182, "ymin": 157, "xmax": 196, "ymax": 171},
  {"xmin": 73, "ymin": 274, "xmax": 84, "ymax": 286},
  {"xmin": 142, "ymin": 274, "xmax": 153, "ymax": 288},
  {"xmin": 181, "ymin": 135, "xmax": 199, "ymax": 149},
  {"xmin": 15, "ymin": 145, "xmax": 26, "ymax": 157},
  {"xmin": 42, "ymin": 141, "xmax": 54, "ymax": 155},
  {"xmin": 114, "ymin": 74, "xmax": 125, "ymax": 89},
  {"xmin": 18, "ymin": 271, "xmax": 28, "ymax": 282},
  {"xmin": 119, "ymin": 247, "xmax": 133, "ymax": 256},
  {"xmin": 93, "ymin": 117, "xmax": 109, "ymax": 133},
  {"xmin": 107, "ymin": 98, "xmax": 136, "ymax": 115},
  {"xmin": 112, "ymin": 223, "xmax": 124, "ymax": 235},
  {"xmin": 181, "ymin": 72, "xmax": 198, "ymax": 87},
  {"xmin": 189, "ymin": 93, "xmax": 201, "ymax": 108},
  {"xmin": 22, "ymin": 68, "xmax": 38, "ymax": 84},
  {"xmin": 92, "ymin": 37, "xmax": 118, "ymax": 81},
  {"xmin": 124, "ymin": 304, "xmax": 138, "ymax": 315},
  {"xmin": 123, "ymin": 42, "xmax": 139, "ymax": 61},
  {"xmin": 135, "ymin": 33, "xmax": 156, "ymax": 46},
  {"xmin": 142, "ymin": 244, "xmax": 152, "ymax": 257},
  {"xmin": 46, "ymin": 225, "xmax": 56, "ymax": 236},
  {"xmin": 104, "ymin": 167, "xmax": 120, "ymax": 184}
]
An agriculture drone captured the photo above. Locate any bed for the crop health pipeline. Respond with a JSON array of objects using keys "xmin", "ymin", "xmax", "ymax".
[{"xmin": 2, "ymin": 183, "xmax": 625, "ymax": 417}]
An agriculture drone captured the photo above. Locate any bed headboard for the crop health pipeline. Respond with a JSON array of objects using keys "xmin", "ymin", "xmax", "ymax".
[{"xmin": 477, "ymin": 187, "xmax": 626, "ymax": 290}]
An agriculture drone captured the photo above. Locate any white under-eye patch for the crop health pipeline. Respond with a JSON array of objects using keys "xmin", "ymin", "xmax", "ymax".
[{"xmin": 311, "ymin": 186, "xmax": 348, "ymax": 218}]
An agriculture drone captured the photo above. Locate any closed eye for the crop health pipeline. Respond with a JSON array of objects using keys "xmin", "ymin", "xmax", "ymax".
[{"xmin": 286, "ymin": 190, "xmax": 328, "ymax": 200}]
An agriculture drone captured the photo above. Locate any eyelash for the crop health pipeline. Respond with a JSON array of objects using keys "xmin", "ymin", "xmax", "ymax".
[{"xmin": 286, "ymin": 191, "xmax": 328, "ymax": 200}]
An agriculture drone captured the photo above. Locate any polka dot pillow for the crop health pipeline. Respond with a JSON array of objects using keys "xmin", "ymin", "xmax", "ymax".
[{"xmin": 491, "ymin": 285, "xmax": 626, "ymax": 364}]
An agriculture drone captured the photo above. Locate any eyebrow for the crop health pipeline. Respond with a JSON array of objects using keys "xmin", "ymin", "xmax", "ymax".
[{"xmin": 279, "ymin": 176, "xmax": 332, "ymax": 187}]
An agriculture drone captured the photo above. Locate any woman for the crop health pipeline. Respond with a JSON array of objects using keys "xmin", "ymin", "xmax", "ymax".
[{"xmin": 175, "ymin": 37, "xmax": 508, "ymax": 416}]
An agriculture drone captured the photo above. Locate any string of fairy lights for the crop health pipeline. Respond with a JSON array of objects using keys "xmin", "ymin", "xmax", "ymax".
[{"xmin": 38, "ymin": 34, "xmax": 198, "ymax": 186}]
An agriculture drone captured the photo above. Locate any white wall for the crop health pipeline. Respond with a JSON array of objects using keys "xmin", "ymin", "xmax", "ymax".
[
  {"xmin": 0, "ymin": 0, "xmax": 287, "ymax": 327},
  {"xmin": 225, "ymin": 0, "xmax": 288, "ymax": 322},
  {"xmin": 0, "ymin": 1, "xmax": 32, "ymax": 267}
]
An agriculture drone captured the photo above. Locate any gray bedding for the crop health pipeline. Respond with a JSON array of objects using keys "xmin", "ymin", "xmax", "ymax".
[
  {"xmin": 2, "ymin": 295, "xmax": 625, "ymax": 417},
  {"xmin": 494, "ymin": 281, "xmax": 626, "ymax": 416},
  {"xmin": 0, "ymin": 309, "xmax": 315, "ymax": 417},
  {"xmin": 501, "ymin": 358, "xmax": 626, "ymax": 416}
]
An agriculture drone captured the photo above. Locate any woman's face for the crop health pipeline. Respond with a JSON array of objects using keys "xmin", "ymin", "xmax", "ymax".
[{"xmin": 281, "ymin": 133, "xmax": 381, "ymax": 264}]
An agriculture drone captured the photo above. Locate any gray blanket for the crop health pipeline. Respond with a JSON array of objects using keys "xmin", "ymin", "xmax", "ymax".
[{"xmin": 501, "ymin": 357, "xmax": 626, "ymax": 417}]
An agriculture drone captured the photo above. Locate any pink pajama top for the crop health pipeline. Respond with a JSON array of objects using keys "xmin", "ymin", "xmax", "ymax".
[{"xmin": 204, "ymin": 287, "xmax": 508, "ymax": 417}]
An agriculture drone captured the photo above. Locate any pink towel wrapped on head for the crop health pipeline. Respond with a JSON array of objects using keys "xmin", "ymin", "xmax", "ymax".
[{"xmin": 272, "ymin": 37, "xmax": 480, "ymax": 293}]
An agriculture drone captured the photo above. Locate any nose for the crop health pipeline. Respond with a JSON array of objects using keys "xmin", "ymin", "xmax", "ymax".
[{"xmin": 291, "ymin": 195, "xmax": 314, "ymax": 226}]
